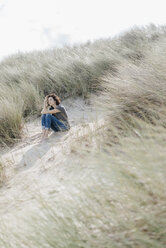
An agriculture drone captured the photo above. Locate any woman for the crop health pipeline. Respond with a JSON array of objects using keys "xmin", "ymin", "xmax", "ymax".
[{"xmin": 41, "ymin": 93, "xmax": 70, "ymax": 140}]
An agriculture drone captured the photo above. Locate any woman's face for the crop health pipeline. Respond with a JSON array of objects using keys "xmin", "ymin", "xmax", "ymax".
[{"xmin": 48, "ymin": 97, "xmax": 56, "ymax": 106}]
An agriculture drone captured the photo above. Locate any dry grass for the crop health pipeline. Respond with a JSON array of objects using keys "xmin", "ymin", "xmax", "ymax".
[{"xmin": 1, "ymin": 24, "xmax": 165, "ymax": 145}]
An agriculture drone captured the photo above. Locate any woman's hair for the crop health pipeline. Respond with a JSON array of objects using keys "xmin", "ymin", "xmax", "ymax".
[{"xmin": 47, "ymin": 93, "xmax": 61, "ymax": 105}]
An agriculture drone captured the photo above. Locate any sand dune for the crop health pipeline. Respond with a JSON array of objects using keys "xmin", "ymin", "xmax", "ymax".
[{"xmin": 0, "ymin": 96, "xmax": 104, "ymax": 215}]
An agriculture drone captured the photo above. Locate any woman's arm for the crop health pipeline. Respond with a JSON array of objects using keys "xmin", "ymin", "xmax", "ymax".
[
  {"xmin": 41, "ymin": 108, "xmax": 60, "ymax": 114},
  {"xmin": 41, "ymin": 96, "xmax": 49, "ymax": 113}
]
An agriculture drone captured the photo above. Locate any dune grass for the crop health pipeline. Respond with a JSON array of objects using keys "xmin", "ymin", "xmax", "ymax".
[
  {"xmin": 0, "ymin": 93, "xmax": 23, "ymax": 145},
  {"xmin": 1, "ymin": 24, "xmax": 166, "ymax": 145}
]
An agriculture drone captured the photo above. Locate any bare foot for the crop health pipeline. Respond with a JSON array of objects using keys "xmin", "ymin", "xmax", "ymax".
[
  {"xmin": 44, "ymin": 129, "xmax": 51, "ymax": 138},
  {"xmin": 39, "ymin": 129, "xmax": 51, "ymax": 142}
]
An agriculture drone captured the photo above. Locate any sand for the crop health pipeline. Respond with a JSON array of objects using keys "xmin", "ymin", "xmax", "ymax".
[{"xmin": 0, "ymin": 97, "xmax": 104, "ymax": 215}]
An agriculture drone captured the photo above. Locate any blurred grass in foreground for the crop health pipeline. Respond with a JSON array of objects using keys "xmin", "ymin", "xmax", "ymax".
[{"xmin": 0, "ymin": 120, "xmax": 165, "ymax": 248}]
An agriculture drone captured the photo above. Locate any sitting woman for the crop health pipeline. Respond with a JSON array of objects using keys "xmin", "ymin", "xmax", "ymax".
[{"xmin": 41, "ymin": 93, "xmax": 70, "ymax": 140}]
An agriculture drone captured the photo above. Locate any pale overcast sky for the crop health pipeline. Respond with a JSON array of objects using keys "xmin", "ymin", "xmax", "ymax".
[{"xmin": 0, "ymin": 0, "xmax": 166, "ymax": 60}]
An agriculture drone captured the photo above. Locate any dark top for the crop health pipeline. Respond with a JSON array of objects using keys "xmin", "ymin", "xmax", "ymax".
[{"xmin": 49, "ymin": 104, "xmax": 70, "ymax": 128}]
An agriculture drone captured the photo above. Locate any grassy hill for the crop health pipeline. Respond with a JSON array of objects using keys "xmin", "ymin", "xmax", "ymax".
[
  {"xmin": 0, "ymin": 24, "xmax": 166, "ymax": 145},
  {"xmin": 0, "ymin": 24, "xmax": 166, "ymax": 247}
]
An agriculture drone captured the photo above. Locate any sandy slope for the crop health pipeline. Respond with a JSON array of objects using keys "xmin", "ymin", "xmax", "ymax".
[{"xmin": 0, "ymin": 97, "xmax": 104, "ymax": 215}]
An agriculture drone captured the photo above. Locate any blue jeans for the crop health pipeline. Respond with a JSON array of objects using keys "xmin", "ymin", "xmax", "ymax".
[{"xmin": 41, "ymin": 114, "xmax": 70, "ymax": 132}]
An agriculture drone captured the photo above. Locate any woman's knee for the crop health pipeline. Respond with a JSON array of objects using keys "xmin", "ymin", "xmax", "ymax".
[
  {"xmin": 41, "ymin": 114, "xmax": 46, "ymax": 121},
  {"xmin": 46, "ymin": 113, "xmax": 52, "ymax": 118}
]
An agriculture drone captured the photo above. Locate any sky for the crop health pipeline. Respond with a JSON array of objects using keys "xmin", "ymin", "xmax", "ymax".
[{"xmin": 0, "ymin": 0, "xmax": 166, "ymax": 60}]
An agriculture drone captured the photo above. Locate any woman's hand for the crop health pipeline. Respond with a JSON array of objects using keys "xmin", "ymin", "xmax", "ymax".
[
  {"xmin": 44, "ymin": 95, "xmax": 49, "ymax": 107},
  {"xmin": 41, "ymin": 110, "xmax": 48, "ymax": 114},
  {"xmin": 41, "ymin": 95, "xmax": 49, "ymax": 114}
]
